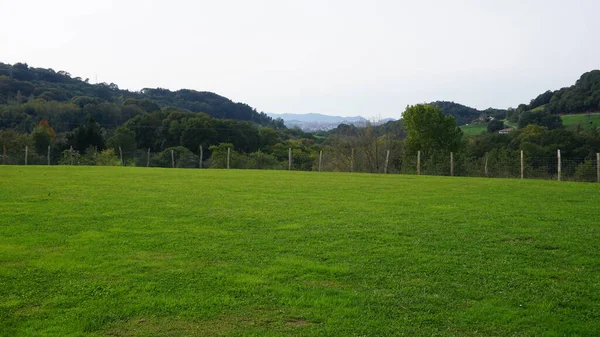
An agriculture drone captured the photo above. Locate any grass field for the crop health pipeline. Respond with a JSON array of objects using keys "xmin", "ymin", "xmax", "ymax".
[
  {"xmin": 561, "ymin": 113, "xmax": 600, "ymax": 130},
  {"xmin": 1, "ymin": 167, "xmax": 599, "ymax": 336},
  {"xmin": 459, "ymin": 124, "xmax": 487, "ymax": 136}
]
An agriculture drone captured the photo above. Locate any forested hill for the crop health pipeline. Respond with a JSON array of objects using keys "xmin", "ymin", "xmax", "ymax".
[
  {"xmin": 0, "ymin": 62, "xmax": 280, "ymax": 127},
  {"xmin": 517, "ymin": 70, "xmax": 600, "ymax": 115},
  {"xmin": 429, "ymin": 101, "xmax": 507, "ymax": 126}
]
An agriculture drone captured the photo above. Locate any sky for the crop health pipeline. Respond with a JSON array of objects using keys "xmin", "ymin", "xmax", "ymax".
[{"xmin": 1, "ymin": 0, "xmax": 599, "ymax": 119}]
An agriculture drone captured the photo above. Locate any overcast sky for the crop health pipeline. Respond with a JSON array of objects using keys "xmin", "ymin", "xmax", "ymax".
[{"xmin": 1, "ymin": 0, "xmax": 598, "ymax": 119}]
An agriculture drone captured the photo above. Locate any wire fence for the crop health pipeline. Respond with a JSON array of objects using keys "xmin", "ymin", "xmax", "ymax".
[{"xmin": 1, "ymin": 146, "xmax": 599, "ymax": 183}]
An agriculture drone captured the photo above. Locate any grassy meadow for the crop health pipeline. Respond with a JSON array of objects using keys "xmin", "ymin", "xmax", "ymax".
[
  {"xmin": 459, "ymin": 123, "xmax": 487, "ymax": 136},
  {"xmin": 1, "ymin": 167, "xmax": 599, "ymax": 336},
  {"xmin": 561, "ymin": 112, "xmax": 600, "ymax": 130}
]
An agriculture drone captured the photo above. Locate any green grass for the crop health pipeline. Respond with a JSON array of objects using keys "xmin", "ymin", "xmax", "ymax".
[
  {"xmin": 561, "ymin": 112, "xmax": 600, "ymax": 130},
  {"xmin": 1, "ymin": 167, "xmax": 600, "ymax": 336},
  {"xmin": 460, "ymin": 123, "xmax": 487, "ymax": 136}
]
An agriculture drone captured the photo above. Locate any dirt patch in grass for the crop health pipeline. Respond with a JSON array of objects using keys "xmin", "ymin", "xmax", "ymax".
[
  {"xmin": 285, "ymin": 319, "xmax": 314, "ymax": 326},
  {"xmin": 104, "ymin": 317, "xmax": 238, "ymax": 337}
]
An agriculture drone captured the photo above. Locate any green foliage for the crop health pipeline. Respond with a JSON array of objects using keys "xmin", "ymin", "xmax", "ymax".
[
  {"xmin": 403, "ymin": 104, "xmax": 463, "ymax": 156},
  {"xmin": 546, "ymin": 70, "xmax": 600, "ymax": 114},
  {"xmin": 208, "ymin": 143, "xmax": 238, "ymax": 168},
  {"xmin": 487, "ymin": 119, "xmax": 505, "ymax": 133},
  {"xmin": 94, "ymin": 149, "xmax": 120, "ymax": 166},
  {"xmin": 518, "ymin": 110, "xmax": 563, "ymax": 129},
  {"xmin": 31, "ymin": 120, "xmax": 56, "ymax": 155},
  {"xmin": 107, "ymin": 126, "xmax": 136, "ymax": 154},
  {"xmin": 573, "ymin": 160, "xmax": 597, "ymax": 182},
  {"xmin": 68, "ymin": 117, "xmax": 105, "ymax": 153},
  {"xmin": 153, "ymin": 146, "xmax": 198, "ymax": 168}
]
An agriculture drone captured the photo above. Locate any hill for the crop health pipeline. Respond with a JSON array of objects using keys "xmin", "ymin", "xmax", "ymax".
[
  {"xmin": 516, "ymin": 70, "xmax": 600, "ymax": 116},
  {"xmin": 429, "ymin": 101, "xmax": 507, "ymax": 126},
  {"xmin": 0, "ymin": 62, "xmax": 279, "ymax": 127}
]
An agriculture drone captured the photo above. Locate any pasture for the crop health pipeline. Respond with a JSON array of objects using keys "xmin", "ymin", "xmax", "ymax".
[
  {"xmin": 561, "ymin": 112, "xmax": 600, "ymax": 130},
  {"xmin": 459, "ymin": 123, "xmax": 487, "ymax": 136},
  {"xmin": 1, "ymin": 167, "xmax": 599, "ymax": 336}
]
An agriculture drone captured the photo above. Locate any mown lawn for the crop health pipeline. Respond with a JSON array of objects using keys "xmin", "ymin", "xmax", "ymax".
[{"xmin": 1, "ymin": 167, "xmax": 599, "ymax": 336}]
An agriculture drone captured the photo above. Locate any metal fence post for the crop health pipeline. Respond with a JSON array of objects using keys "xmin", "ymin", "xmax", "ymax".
[
  {"xmin": 557, "ymin": 149, "xmax": 561, "ymax": 181},
  {"xmin": 597, "ymin": 153, "xmax": 599, "ymax": 183}
]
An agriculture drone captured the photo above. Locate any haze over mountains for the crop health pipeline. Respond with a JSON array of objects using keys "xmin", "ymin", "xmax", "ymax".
[{"xmin": 267, "ymin": 113, "xmax": 396, "ymax": 131}]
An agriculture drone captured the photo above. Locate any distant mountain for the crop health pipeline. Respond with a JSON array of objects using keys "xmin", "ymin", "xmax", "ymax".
[
  {"xmin": 266, "ymin": 113, "xmax": 398, "ymax": 132},
  {"xmin": 267, "ymin": 113, "xmax": 382, "ymax": 131},
  {"xmin": 268, "ymin": 113, "xmax": 366, "ymax": 123}
]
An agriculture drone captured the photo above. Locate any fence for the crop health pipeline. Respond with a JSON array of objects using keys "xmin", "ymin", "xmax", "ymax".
[{"xmin": 1, "ymin": 145, "xmax": 599, "ymax": 183}]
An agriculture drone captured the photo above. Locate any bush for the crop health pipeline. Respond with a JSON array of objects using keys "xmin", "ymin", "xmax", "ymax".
[
  {"xmin": 153, "ymin": 146, "xmax": 198, "ymax": 168},
  {"xmin": 574, "ymin": 160, "xmax": 597, "ymax": 182},
  {"xmin": 94, "ymin": 149, "xmax": 120, "ymax": 166}
]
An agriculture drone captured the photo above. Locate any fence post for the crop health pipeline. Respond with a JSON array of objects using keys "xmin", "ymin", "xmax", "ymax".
[
  {"xmin": 2, "ymin": 145, "xmax": 6, "ymax": 164},
  {"xmin": 450, "ymin": 152, "xmax": 454, "ymax": 177},
  {"xmin": 288, "ymin": 148, "xmax": 292, "ymax": 170},
  {"xmin": 350, "ymin": 148, "xmax": 354, "ymax": 173},
  {"xmin": 47, "ymin": 146, "xmax": 51, "ymax": 165},
  {"xmin": 557, "ymin": 149, "xmax": 561, "ymax": 181},
  {"xmin": 146, "ymin": 148, "xmax": 150, "ymax": 167},
  {"xmin": 484, "ymin": 154, "xmax": 488, "ymax": 177},
  {"xmin": 417, "ymin": 151, "xmax": 421, "ymax": 176},
  {"xmin": 520, "ymin": 150, "xmax": 524, "ymax": 179},
  {"xmin": 384, "ymin": 150, "xmax": 390, "ymax": 174},
  {"xmin": 597, "ymin": 153, "xmax": 599, "ymax": 183},
  {"xmin": 119, "ymin": 146, "xmax": 123, "ymax": 166},
  {"xmin": 319, "ymin": 150, "xmax": 323, "ymax": 172},
  {"xmin": 70, "ymin": 146, "xmax": 74, "ymax": 165},
  {"xmin": 171, "ymin": 150, "xmax": 175, "ymax": 168},
  {"xmin": 25, "ymin": 146, "xmax": 28, "ymax": 165},
  {"xmin": 199, "ymin": 145, "xmax": 203, "ymax": 168},
  {"xmin": 227, "ymin": 148, "xmax": 230, "ymax": 169}
]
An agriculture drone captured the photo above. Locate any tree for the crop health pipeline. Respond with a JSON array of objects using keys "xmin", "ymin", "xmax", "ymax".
[
  {"xmin": 518, "ymin": 110, "xmax": 563, "ymax": 130},
  {"xmin": 32, "ymin": 119, "xmax": 56, "ymax": 155},
  {"xmin": 68, "ymin": 117, "xmax": 105, "ymax": 153},
  {"xmin": 107, "ymin": 126, "xmax": 137, "ymax": 154},
  {"xmin": 403, "ymin": 104, "xmax": 463, "ymax": 155},
  {"xmin": 487, "ymin": 119, "xmax": 505, "ymax": 133}
]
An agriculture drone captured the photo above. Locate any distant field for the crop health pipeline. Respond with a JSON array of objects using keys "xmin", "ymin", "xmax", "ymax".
[
  {"xmin": 1, "ymin": 167, "xmax": 599, "ymax": 336},
  {"xmin": 460, "ymin": 123, "xmax": 487, "ymax": 136},
  {"xmin": 561, "ymin": 112, "xmax": 600, "ymax": 130}
]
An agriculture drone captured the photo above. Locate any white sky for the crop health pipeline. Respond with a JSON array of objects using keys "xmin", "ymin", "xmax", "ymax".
[{"xmin": 1, "ymin": 0, "xmax": 598, "ymax": 118}]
